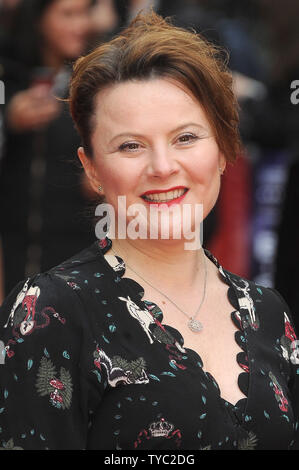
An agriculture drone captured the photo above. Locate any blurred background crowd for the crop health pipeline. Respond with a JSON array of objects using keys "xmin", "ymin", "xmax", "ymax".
[{"xmin": 0, "ymin": 0, "xmax": 298, "ymax": 329}]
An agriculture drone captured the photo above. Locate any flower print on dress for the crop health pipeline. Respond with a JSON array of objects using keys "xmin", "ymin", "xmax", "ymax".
[
  {"xmin": 93, "ymin": 347, "xmax": 149, "ymax": 387},
  {"xmin": 134, "ymin": 417, "xmax": 182, "ymax": 449},
  {"xmin": 268, "ymin": 371, "xmax": 288, "ymax": 412},
  {"xmin": 280, "ymin": 312, "xmax": 299, "ymax": 365},
  {"xmin": 35, "ymin": 357, "xmax": 73, "ymax": 410}
]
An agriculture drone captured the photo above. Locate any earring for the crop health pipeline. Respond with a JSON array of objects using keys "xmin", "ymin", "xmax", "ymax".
[
  {"xmin": 98, "ymin": 185, "xmax": 102, "ymax": 192},
  {"xmin": 219, "ymin": 167, "xmax": 223, "ymax": 175}
]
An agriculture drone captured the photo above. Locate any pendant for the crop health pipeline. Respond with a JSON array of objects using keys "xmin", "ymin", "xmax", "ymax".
[{"xmin": 188, "ymin": 318, "xmax": 203, "ymax": 333}]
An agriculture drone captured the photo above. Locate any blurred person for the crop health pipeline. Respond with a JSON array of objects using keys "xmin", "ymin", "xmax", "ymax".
[
  {"xmin": 0, "ymin": 11, "xmax": 298, "ymax": 450},
  {"xmin": 253, "ymin": 0, "xmax": 299, "ymax": 152},
  {"xmin": 242, "ymin": 0, "xmax": 299, "ymax": 295},
  {"xmin": 0, "ymin": 0, "xmax": 22, "ymax": 30},
  {"xmin": 0, "ymin": 0, "xmax": 95, "ymax": 296},
  {"xmin": 88, "ymin": 0, "xmax": 119, "ymax": 41},
  {"xmin": 128, "ymin": 0, "xmax": 159, "ymax": 20}
]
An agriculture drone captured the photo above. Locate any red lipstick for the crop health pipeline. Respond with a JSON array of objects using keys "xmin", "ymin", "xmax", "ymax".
[
  {"xmin": 140, "ymin": 185, "xmax": 187, "ymax": 196},
  {"xmin": 140, "ymin": 186, "xmax": 189, "ymax": 207}
]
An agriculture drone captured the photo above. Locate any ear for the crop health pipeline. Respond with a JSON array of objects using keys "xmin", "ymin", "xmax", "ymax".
[
  {"xmin": 219, "ymin": 152, "xmax": 227, "ymax": 174},
  {"xmin": 77, "ymin": 147, "xmax": 102, "ymax": 194}
]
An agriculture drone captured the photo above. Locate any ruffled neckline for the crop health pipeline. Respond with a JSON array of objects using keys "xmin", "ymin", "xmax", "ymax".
[{"xmin": 96, "ymin": 236, "xmax": 250, "ymax": 416}]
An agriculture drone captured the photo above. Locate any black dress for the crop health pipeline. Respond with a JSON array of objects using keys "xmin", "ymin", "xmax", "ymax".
[{"xmin": 0, "ymin": 237, "xmax": 298, "ymax": 450}]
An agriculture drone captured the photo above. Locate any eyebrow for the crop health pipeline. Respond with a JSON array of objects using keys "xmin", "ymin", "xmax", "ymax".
[{"xmin": 108, "ymin": 122, "xmax": 207, "ymax": 145}]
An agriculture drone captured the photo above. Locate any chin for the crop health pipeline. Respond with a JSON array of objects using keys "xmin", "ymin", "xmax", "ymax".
[{"xmin": 63, "ymin": 45, "xmax": 85, "ymax": 59}]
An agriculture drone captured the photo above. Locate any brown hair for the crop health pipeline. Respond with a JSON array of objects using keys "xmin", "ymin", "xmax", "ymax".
[{"xmin": 68, "ymin": 10, "xmax": 241, "ymax": 162}]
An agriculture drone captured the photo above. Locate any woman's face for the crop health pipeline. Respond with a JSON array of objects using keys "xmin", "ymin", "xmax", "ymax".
[
  {"xmin": 40, "ymin": 0, "xmax": 91, "ymax": 60},
  {"xmin": 79, "ymin": 78, "xmax": 226, "ymax": 241}
]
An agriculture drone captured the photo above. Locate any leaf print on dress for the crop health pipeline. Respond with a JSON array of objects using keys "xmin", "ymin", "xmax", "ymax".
[
  {"xmin": 134, "ymin": 417, "xmax": 182, "ymax": 449},
  {"xmin": 280, "ymin": 312, "xmax": 299, "ymax": 365},
  {"xmin": 35, "ymin": 357, "xmax": 73, "ymax": 410},
  {"xmin": 237, "ymin": 431, "xmax": 258, "ymax": 450},
  {"xmin": 93, "ymin": 347, "xmax": 149, "ymax": 387}
]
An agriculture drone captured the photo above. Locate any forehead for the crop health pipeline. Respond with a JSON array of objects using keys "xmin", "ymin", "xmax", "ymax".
[{"xmin": 92, "ymin": 78, "xmax": 211, "ymax": 133}]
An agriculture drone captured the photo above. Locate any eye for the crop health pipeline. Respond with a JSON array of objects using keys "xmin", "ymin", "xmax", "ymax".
[
  {"xmin": 176, "ymin": 133, "xmax": 199, "ymax": 145},
  {"xmin": 118, "ymin": 141, "xmax": 141, "ymax": 152}
]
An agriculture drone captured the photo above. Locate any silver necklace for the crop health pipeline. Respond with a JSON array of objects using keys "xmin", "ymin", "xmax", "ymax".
[{"xmin": 111, "ymin": 245, "xmax": 207, "ymax": 333}]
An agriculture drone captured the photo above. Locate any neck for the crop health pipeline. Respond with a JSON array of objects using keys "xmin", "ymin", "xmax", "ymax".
[{"xmin": 111, "ymin": 236, "xmax": 205, "ymax": 289}]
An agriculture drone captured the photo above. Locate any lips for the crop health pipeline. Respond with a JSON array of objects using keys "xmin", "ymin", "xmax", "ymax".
[{"xmin": 140, "ymin": 186, "xmax": 189, "ymax": 205}]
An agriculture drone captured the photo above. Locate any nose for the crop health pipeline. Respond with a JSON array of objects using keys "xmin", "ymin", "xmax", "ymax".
[{"xmin": 146, "ymin": 146, "xmax": 179, "ymax": 179}]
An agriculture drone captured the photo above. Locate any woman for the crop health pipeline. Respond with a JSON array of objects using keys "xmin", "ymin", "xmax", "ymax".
[
  {"xmin": 0, "ymin": 0, "xmax": 94, "ymax": 296},
  {"xmin": 0, "ymin": 11, "xmax": 298, "ymax": 451}
]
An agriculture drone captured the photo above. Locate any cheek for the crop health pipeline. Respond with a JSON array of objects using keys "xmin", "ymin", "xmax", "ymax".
[
  {"xmin": 191, "ymin": 146, "xmax": 221, "ymax": 184},
  {"xmin": 95, "ymin": 161, "xmax": 135, "ymax": 202}
]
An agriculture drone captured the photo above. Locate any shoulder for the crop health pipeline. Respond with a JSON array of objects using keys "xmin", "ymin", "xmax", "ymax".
[
  {"xmin": 227, "ymin": 268, "xmax": 289, "ymax": 310},
  {"xmin": 0, "ymin": 241, "xmax": 110, "ymax": 351},
  {"xmin": 223, "ymin": 267, "xmax": 294, "ymax": 334}
]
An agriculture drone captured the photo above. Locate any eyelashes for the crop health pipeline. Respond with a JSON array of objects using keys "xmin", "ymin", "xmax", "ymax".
[
  {"xmin": 118, "ymin": 142, "xmax": 140, "ymax": 152},
  {"xmin": 118, "ymin": 133, "xmax": 200, "ymax": 153},
  {"xmin": 176, "ymin": 133, "xmax": 199, "ymax": 144}
]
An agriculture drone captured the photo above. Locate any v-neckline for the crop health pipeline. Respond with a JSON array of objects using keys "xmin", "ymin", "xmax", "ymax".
[{"xmin": 98, "ymin": 237, "xmax": 251, "ymax": 416}]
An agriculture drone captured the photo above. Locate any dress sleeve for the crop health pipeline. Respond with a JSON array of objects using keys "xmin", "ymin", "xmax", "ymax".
[
  {"xmin": 0, "ymin": 273, "xmax": 104, "ymax": 450},
  {"xmin": 269, "ymin": 287, "xmax": 299, "ymax": 449}
]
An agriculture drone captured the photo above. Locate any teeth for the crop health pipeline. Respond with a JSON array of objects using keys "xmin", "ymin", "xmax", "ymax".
[{"xmin": 143, "ymin": 188, "xmax": 186, "ymax": 202}]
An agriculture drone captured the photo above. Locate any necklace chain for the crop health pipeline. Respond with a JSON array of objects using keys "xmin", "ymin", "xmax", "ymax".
[{"xmin": 110, "ymin": 245, "xmax": 207, "ymax": 332}]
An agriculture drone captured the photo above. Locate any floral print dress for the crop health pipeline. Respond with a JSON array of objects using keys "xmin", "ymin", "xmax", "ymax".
[{"xmin": 0, "ymin": 236, "xmax": 298, "ymax": 450}]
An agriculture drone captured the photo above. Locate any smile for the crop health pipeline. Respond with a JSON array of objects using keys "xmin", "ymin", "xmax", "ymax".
[{"xmin": 140, "ymin": 187, "xmax": 189, "ymax": 205}]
